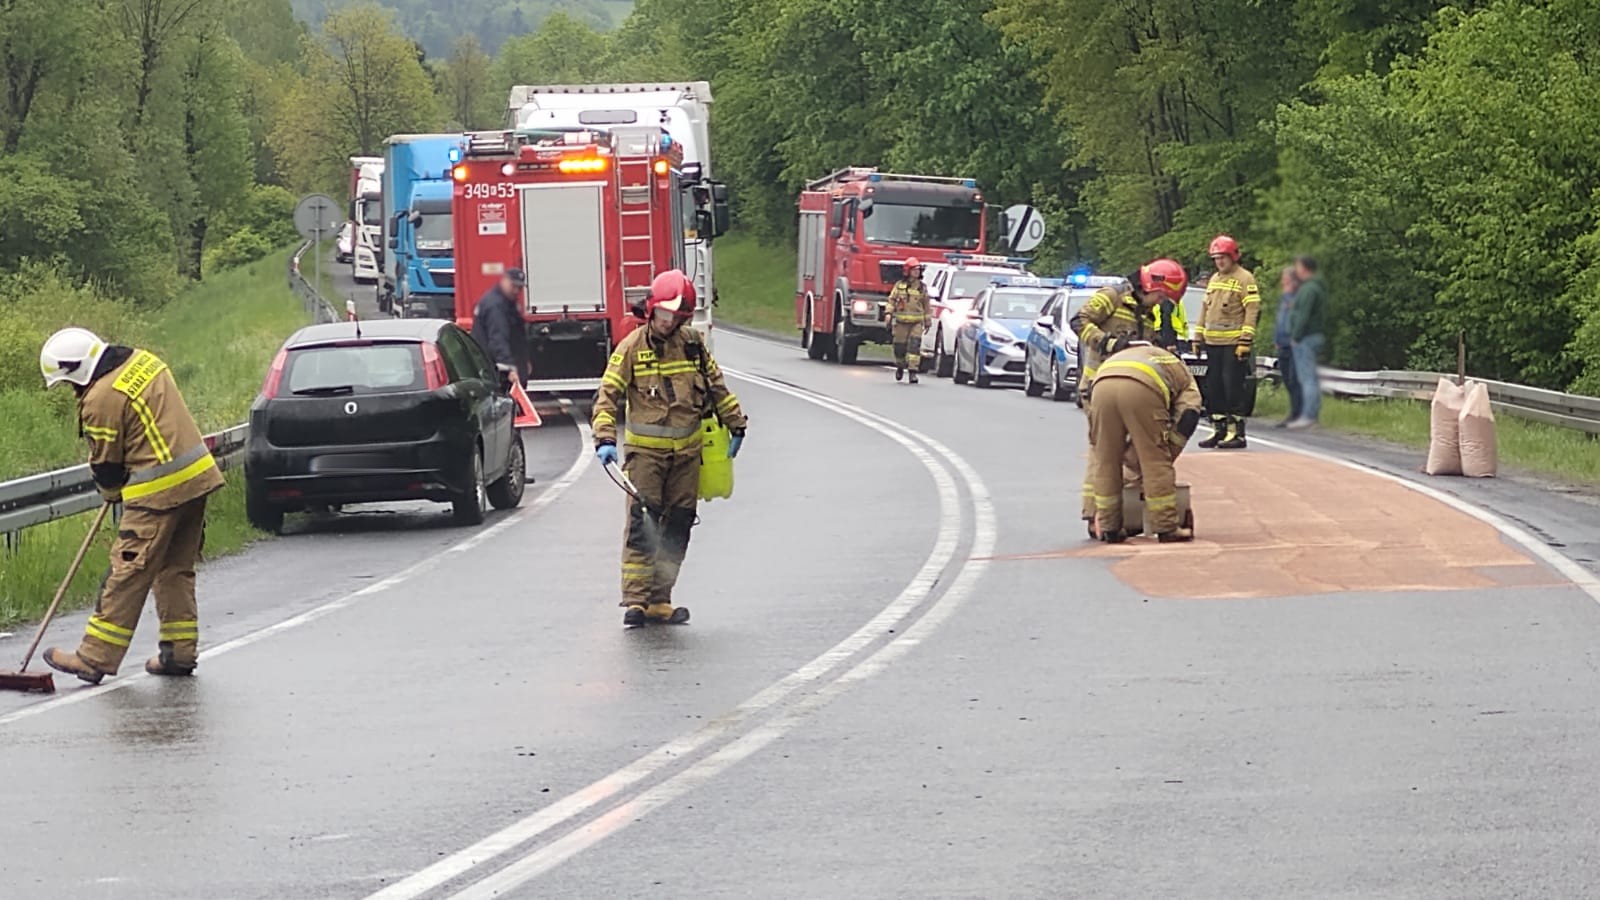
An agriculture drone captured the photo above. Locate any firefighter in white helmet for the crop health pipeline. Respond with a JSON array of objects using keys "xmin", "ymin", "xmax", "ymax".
[{"xmin": 37, "ymin": 328, "xmax": 223, "ymax": 684}]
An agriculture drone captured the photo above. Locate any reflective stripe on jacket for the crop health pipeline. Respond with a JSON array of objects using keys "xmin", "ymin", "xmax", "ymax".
[
  {"xmin": 1095, "ymin": 345, "xmax": 1205, "ymax": 451},
  {"xmin": 1072, "ymin": 284, "xmax": 1150, "ymax": 381},
  {"xmin": 79, "ymin": 349, "xmax": 223, "ymax": 509},
  {"xmin": 591, "ymin": 324, "xmax": 748, "ymax": 451},
  {"xmin": 1198, "ymin": 266, "xmax": 1261, "ymax": 346},
  {"xmin": 888, "ymin": 278, "xmax": 929, "ymax": 324}
]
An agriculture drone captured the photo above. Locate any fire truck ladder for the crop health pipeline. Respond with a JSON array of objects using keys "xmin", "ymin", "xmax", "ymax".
[{"xmin": 616, "ymin": 150, "xmax": 660, "ymax": 312}]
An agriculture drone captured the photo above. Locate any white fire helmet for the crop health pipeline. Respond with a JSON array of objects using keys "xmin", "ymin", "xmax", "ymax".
[{"xmin": 40, "ymin": 327, "xmax": 109, "ymax": 388}]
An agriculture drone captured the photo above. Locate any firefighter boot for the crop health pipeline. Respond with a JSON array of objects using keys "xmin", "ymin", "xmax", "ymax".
[
  {"xmin": 908, "ymin": 370, "xmax": 919, "ymax": 384},
  {"xmin": 1158, "ymin": 526, "xmax": 1195, "ymax": 543},
  {"xmin": 1218, "ymin": 417, "xmax": 1247, "ymax": 449},
  {"xmin": 145, "ymin": 641, "xmax": 196, "ymax": 677},
  {"xmin": 895, "ymin": 365, "xmax": 905, "ymax": 382},
  {"xmin": 42, "ymin": 648, "xmax": 107, "ymax": 685},
  {"xmin": 1197, "ymin": 416, "xmax": 1225, "ymax": 449},
  {"xmin": 644, "ymin": 602, "xmax": 691, "ymax": 625},
  {"xmin": 622, "ymin": 604, "xmax": 647, "ymax": 627}
]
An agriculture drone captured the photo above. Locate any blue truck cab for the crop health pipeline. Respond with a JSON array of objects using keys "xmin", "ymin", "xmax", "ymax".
[{"xmin": 380, "ymin": 134, "xmax": 461, "ymax": 319}]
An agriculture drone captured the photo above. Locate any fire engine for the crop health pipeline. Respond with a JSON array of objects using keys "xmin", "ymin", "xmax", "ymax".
[
  {"xmin": 450, "ymin": 125, "xmax": 729, "ymax": 393},
  {"xmin": 796, "ymin": 167, "xmax": 988, "ymax": 364}
]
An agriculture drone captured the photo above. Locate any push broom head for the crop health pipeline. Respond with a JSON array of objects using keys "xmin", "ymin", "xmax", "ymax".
[{"xmin": 0, "ymin": 670, "xmax": 55, "ymax": 693}]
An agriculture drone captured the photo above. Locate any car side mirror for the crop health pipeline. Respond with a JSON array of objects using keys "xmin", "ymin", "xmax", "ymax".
[
  {"xmin": 1035, "ymin": 315, "xmax": 1053, "ymax": 331},
  {"xmin": 696, "ymin": 209, "xmax": 716, "ymax": 245},
  {"xmin": 408, "ymin": 210, "xmax": 423, "ymax": 226},
  {"xmin": 388, "ymin": 237, "xmax": 398, "ymax": 249},
  {"xmin": 966, "ymin": 308, "xmax": 982, "ymax": 319}
]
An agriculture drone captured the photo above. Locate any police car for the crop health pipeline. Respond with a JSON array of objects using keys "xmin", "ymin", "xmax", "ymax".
[
  {"xmin": 1022, "ymin": 273, "xmax": 1124, "ymax": 401},
  {"xmin": 920, "ymin": 253, "xmax": 1034, "ymax": 377},
  {"xmin": 951, "ymin": 273, "xmax": 1060, "ymax": 388}
]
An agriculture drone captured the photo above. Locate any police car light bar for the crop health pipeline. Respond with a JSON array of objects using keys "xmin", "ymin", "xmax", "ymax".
[
  {"xmin": 989, "ymin": 275, "xmax": 1064, "ymax": 288},
  {"xmin": 946, "ymin": 253, "xmax": 1033, "ymax": 268}
]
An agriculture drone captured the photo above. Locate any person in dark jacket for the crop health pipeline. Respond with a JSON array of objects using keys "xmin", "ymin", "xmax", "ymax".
[
  {"xmin": 1273, "ymin": 266, "xmax": 1303, "ymax": 427},
  {"xmin": 1288, "ymin": 256, "xmax": 1328, "ymax": 428},
  {"xmin": 471, "ymin": 267, "xmax": 529, "ymax": 381}
]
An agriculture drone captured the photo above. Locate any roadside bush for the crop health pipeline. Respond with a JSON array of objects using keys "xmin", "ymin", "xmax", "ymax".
[{"xmin": 204, "ymin": 226, "xmax": 277, "ymax": 275}]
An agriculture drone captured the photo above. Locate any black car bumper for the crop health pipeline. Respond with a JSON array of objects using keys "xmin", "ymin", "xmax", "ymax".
[{"xmin": 246, "ymin": 433, "xmax": 475, "ymax": 511}]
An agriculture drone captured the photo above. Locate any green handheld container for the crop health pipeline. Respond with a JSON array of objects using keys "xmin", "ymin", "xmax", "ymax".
[{"xmin": 698, "ymin": 415, "xmax": 735, "ymax": 500}]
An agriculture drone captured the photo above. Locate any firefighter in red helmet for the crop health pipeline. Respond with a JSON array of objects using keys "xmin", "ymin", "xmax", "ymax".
[
  {"xmin": 591, "ymin": 270, "xmax": 748, "ymax": 627},
  {"xmin": 887, "ymin": 257, "xmax": 930, "ymax": 383},
  {"xmin": 1071, "ymin": 258, "xmax": 1188, "ymax": 522},
  {"xmin": 1196, "ymin": 234, "xmax": 1260, "ymax": 449}
]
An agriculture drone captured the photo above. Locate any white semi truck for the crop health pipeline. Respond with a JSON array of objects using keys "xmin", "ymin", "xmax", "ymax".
[
  {"xmin": 506, "ymin": 83, "xmax": 720, "ymax": 341},
  {"xmin": 348, "ymin": 155, "xmax": 384, "ymax": 284}
]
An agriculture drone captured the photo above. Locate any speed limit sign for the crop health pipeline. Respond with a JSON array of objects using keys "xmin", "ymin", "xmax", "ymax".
[{"xmin": 1004, "ymin": 204, "xmax": 1047, "ymax": 253}]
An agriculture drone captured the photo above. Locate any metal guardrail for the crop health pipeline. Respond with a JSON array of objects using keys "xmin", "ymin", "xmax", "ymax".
[
  {"xmin": 1314, "ymin": 367, "xmax": 1600, "ymax": 435},
  {"xmin": 0, "ymin": 241, "xmax": 333, "ymax": 544}
]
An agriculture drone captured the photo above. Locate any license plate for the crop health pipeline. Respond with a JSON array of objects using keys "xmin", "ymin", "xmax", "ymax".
[{"xmin": 1188, "ymin": 364, "xmax": 1207, "ymax": 376}]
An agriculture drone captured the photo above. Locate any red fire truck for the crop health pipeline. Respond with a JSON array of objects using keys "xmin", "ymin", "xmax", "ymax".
[
  {"xmin": 795, "ymin": 167, "xmax": 988, "ymax": 364},
  {"xmin": 450, "ymin": 125, "xmax": 727, "ymax": 392}
]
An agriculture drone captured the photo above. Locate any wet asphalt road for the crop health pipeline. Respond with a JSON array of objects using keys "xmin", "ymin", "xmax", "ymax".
[{"xmin": 4, "ymin": 254, "xmax": 1600, "ymax": 897}]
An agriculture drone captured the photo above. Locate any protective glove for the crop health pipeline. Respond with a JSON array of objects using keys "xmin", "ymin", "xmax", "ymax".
[
  {"xmin": 728, "ymin": 429, "xmax": 745, "ymax": 459},
  {"xmin": 596, "ymin": 442, "xmax": 618, "ymax": 466},
  {"xmin": 1234, "ymin": 344, "xmax": 1251, "ymax": 360}
]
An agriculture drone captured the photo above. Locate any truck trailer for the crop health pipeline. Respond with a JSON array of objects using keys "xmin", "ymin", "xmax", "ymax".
[
  {"xmin": 796, "ymin": 167, "xmax": 989, "ymax": 364},
  {"xmin": 348, "ymin": 156, "xmax": 383, "ymax": 284},
  {"xmin": 451, "ymin": 125, "xmax": 728, "ymax": 393},
  {"xmin": 379, "ymin": 134, "xmax": 461, "ymax": 319},
  {"xmin": 506, "ymin": 83, "xmax": 723, "ymax": 344}
]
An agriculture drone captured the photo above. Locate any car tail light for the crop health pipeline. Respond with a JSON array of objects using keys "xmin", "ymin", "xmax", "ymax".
[
  {"xmin": 421, "ymin": 342, "xmax": 449, "ymax": 389},
  {"xmin": 261, "ymin": 349, "xmax": 288, "ymax": 397}
]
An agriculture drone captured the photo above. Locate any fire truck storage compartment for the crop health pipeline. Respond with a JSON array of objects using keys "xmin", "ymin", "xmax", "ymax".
[{"xmin": 521, "ymin": 180, "xmax": 611, "ymax": 380}]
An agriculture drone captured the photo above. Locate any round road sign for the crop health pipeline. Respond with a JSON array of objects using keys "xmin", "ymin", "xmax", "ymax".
[
  {"xmin": 294, "ymin": 193, "xmax": 344, "ymax": 241},
  {"xmin": 1004, "ymin": 204, "xmax": 1047, "ymax": 253}
]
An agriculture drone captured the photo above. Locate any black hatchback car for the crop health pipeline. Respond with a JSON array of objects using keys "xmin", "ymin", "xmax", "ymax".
[{"xmin": 244, "ymin": 319, "xmax": 524, "ymax": 533}]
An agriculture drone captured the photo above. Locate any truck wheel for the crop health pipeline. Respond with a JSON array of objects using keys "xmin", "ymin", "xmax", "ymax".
[
  {"xmin": 833, "ymin": 305, "xmax": 857, "ymax": 365},
  {"xmin": 805, "ymin": 306, "xmax": 830, "ymax": 360},
  {"xmin": 838, "ymin": 333, "xmax": 860, "ymax": 365},
  {"xmin": 245, "ymin": 481, "xmax": 283, "ymax": 535}
]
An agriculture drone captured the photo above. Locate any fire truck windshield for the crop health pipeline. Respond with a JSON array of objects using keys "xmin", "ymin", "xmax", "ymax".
[{"xmin": 862, "ymin": 203, "xmax": 981, "ymax": 250}]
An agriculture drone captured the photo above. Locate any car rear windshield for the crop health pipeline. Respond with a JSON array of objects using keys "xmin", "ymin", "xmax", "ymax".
[{"xmin": 283, "ymin": 343, "xmax": 426, "ymax": 396}]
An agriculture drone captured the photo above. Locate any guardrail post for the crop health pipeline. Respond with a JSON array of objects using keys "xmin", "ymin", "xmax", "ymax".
[{"xmin": 1456, "ymin": 332, "xmax": 1466, "ymax": 387}]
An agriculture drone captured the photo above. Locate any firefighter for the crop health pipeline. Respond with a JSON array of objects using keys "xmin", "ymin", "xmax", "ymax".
[
  {"xmin": 37, "ymin": 328, "xmax": 224, "ymax": 684},
  {"xmin": 1071, "ymin": 258, "xmax": 1189, "ymax": 522},
  {"xmin": 591, "ymin": 270, "xmax": 748, "ymax": 627},
  {"xmin": 887, "ymin": 257, "xmax": 930, "ymax": 384},
  {"xmin": 1088, "ymin": 338, "xmax": 1203, "ymax": 544},
  {"xmin": 1196, "ymin": 235, "xmax": 1260, "ymax": 450}
]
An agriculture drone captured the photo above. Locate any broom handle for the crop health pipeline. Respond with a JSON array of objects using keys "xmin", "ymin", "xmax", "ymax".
[{"xmin": 18, "ymin": 503, "xmax": 110, "ymax": 671}]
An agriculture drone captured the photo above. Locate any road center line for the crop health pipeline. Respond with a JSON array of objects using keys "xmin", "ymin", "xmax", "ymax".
[
  {"xmin": 0, "ymin": 425, "xmax": 595, "ymax": 728},
  {"xmin": 367, "ymin": 372, "xmax": 975, "ymax": 900},
  {"xmin": 447, "ymin": 395, "xmax": 997, "ymax": 897}
]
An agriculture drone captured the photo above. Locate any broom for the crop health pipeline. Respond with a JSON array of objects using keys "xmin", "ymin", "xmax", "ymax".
[{"xmin": 0, "ymin": 503, "xmax": 110, "ymax": 693}]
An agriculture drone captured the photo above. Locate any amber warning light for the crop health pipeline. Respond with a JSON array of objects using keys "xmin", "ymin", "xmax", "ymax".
[
  {"xmin": 558, "ymin": 157, "xmax": 608, "ymax": 174},
  {"xmin": 452, "ymin": 164, "xmax": 469, "ymax": 182}
]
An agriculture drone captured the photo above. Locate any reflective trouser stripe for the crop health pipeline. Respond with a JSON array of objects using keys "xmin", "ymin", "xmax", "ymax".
[
  {"xmin": 86, "ymin": 616, "xmax": 133, "ymax": 648},
  {"xmin": 160, "ymin": 620, "xmax": 199, "ymax": 641},
  {"xmin": 122, "ymin": 450, "xmax": 218, "ymax": 502},
  {"xmin": 1146, "ymin": 494, "xmax": 1178, "ymax": 511},
  {"xmin": 1094, "ymin": 494, "xmax": 1119, "ymax": 510}
]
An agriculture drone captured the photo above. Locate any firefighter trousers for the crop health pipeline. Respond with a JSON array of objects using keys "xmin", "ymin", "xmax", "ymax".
[
  {"xmin": 1080, "ymin": 401, "xmax": 1140, "ymax": 520},
  {"xmin": 620, "ymin": 447, "xmax": 700, "ymax": 610},
  {"xmin": 78, "ymin": 497, "xmax": 207, "ymax": 673},
  {"xmin": 1088, "ymin": 378, "xmax": 1180, "ymax": 535},
  {"xmin": 891, "ymin": 321, "xmax": 925, "ymax": 370},
  {"xmin": 1204, "ymin": 344, "xmax": 1249, "ymax": 418}
]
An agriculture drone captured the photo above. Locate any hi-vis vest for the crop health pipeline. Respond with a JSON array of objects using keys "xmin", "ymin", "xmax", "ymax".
[{"xmin": 80, "ymin": 350, "xmax": 223, "ymax": 509}]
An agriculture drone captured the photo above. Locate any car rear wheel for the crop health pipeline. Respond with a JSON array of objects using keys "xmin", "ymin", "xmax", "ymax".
[
  {"xmin": 246, "ymin": 480, "xmax": 283, "ymax": 535},
  {"xmin": 1024, "ymin": 356, "xmax": 1045, "ymax": 397},
  {"xmin": 487, "ymin": 434, "xmax": 526, "ymax": 510},
  {"xmin": 453, "ymin": 450, "xmax": 488, "ymax": 526}
]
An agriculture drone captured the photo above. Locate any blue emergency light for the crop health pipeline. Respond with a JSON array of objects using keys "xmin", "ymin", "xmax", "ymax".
[
  {"xmin": 962, "ymin": 179, "xmax": 977, "ymax": 188},
  {"xmin": 990, "ymin": 275, "xmax": 1064, "ymax": 288},
  {"xmin": 660, "ymin": 134, "xmax": 673, "ymax": 151},
  {"xmin": 868, "ymin": 173, "xmax": 883, "ymax": 182},
  {"xmin": 447, "ymin": 146, "xmax": 462, "ymax": 163}
]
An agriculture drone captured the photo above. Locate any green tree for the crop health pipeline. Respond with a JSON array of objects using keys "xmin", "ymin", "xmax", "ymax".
[
  {"xmin": 438, "ymin": 34, "xmax": 498, "ymax": 131},
  {"xmin": 492, "ymin": 11, "xmax": 615, "ymax": 88}
]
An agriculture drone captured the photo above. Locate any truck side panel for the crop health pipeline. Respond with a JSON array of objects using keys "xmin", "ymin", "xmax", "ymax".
[
  {"xmin": 520, "ymin": 182, "xmax": 607, "ymax": 314},
  {"xmin": 451, "ymin": 178, "xmax": 521, "ymax": 328}
]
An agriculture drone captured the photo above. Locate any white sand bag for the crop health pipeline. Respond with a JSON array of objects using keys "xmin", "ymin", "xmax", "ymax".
[
  {"xmin": 1424, "ymin": 377, "xmax": 1465, "ymax": 476},
  {"xmin": 1457, "ymin": 380, "xmax": 1498, "ymax": 477}
]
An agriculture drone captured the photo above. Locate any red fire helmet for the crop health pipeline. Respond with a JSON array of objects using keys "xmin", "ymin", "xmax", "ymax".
[
  {"xmin": 1139, "ymin": 258, "xmax": 1189, "ymax": 302},
  {"xmin": 647, "ymin": 269, "xmax": 698, "ymax": 318},
  {"xmin": 1208, "ymin": 234, "xmax": 1240, "ymax": 261}
]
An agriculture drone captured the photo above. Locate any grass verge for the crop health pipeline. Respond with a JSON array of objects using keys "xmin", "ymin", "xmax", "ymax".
[
  {"xmin": 1253, "ymin": 382, "xmax": 1600, "ymax": 485},
  {"xmin": 712, "ymin": 234, "xmax": 798, "ymax": 336},
  {"xmin": 1, "ymin": 247, "xmax": 307, "ymax": 626}
]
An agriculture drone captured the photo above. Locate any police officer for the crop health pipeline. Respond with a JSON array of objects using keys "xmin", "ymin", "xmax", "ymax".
[
  {"xmin": 887, "ymin": 257, "xmax": 930, "ymax": 384},
  {"xmin": 1071, "ymin": 258, "xmax": 1188, "ymax": 523},
  {"xmin": 37, "ymin": 328, "xmax": 225, "ymax": 683},
  {"xmin": 591, "ymin": 270, "xmax": 748, "ymax": 627},
  {"xmin": 1088, "ymin": 338, "xmax": 1203, "ymax": 544},
  {"xmin": 471, "ymin": 266, "xmax": 530, "ymax": 382},
  {"xmin": 1196, "ymin": 235, "xmax": 1260, "ymax": 449}
]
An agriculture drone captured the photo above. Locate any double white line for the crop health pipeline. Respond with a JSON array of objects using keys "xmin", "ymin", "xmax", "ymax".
[{"xmin": 369, "ymin": 369, "xmax": 996, "ymax": 898}]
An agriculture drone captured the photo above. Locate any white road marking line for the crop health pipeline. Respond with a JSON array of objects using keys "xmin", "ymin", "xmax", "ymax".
[
  {"xmin": 0, "ymin": 426, "xmax": 594, "ymax": 729},
  {"xmin": 367, "ymin": 371, "xmax": 977, "ymax": 900},
  {"xmin": 1248, "ymin": 432, "xmax": 1600, "ymax": 602},
  {"xmin": 448, "ymin": 410, "xmax": 997, "ymax": 896}
]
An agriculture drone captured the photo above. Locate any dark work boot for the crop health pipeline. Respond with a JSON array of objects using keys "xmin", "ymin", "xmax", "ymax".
[
  {"xmin": 622, "ymin": 605, "xmax": 647, "ymax": 627},
  {"xmin": 895, "ymin": 365, "xmax": 905, "ymax": 382},
  {"xmin": 908, "ymin": 370, "xmax": 919, "ymax": 384},
  {"xmin": 1158, "ymin": 527, "xmax": 1195, "ymax": 543},
  {"xmin": 1197, "ymin": 416, "xmax": 1225, "ymax": 449},
  {"xmin": 43, "ymin": 648, "xmax": 107, "ymax": 685},
  {"xmin": 145, "ymin": 641, "xmax": 196, "ymax": 677},
  {"xmin": 1218, "ymin": 417, "xmax": 1247, "ymax": 449}
]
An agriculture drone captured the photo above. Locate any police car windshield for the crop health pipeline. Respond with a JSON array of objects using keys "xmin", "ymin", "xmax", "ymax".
[
  {"xmin": 988, "ymin": 289, "xmax": 1051, "ymax": 320},
  {"xmin": 949, "ymin": 271, "xmax": 1004, "ymax": 299},
  {"xmin": 863, "ymin": 203, "xmax": 981, "ymax": 250}
]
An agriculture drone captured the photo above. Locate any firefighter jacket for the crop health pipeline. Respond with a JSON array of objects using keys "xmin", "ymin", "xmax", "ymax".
[
  {"xmin": 1198, "ymin": 266, "xmax": 1261, "ymax": 347},
  {"xmin": 592, "ymin": 324, "xmax": 748, "ymax": 453},
  {"xmin": 887, "ymin": 278, "xmax": 930, "ymax": 325},
  {"xmin": 79, "ymin": 348, "xmax": 224, "ymax": 510},
  {"xmin": 1095, "ymin": 345, "xmax": 1205, "ymax": 455},
  {"xmin": 1072, "ymin": 284, "xmax": 1151, "ymax": 381}
]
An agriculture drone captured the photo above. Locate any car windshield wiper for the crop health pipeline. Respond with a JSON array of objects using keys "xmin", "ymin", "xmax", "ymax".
[{"xmin": 291, "ymin": 385, "xmax": 355, "ymax": 396}]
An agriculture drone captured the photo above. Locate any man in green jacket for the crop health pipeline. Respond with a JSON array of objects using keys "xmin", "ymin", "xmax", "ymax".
[{"xmin": 1287, "ymin": 255, "xmax": 1328, "ymax": 429}]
